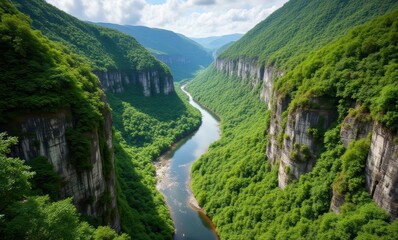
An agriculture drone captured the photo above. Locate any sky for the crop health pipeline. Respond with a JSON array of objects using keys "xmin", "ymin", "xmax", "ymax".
[{"xmin": 45, "ymin": 0, "xmax": 288, "ymax": 38}]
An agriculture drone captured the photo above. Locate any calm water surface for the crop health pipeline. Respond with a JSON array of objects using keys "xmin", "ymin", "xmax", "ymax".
[{"xmin": 156, "ymin": 86, "xmax": 220, "ymax": 240}]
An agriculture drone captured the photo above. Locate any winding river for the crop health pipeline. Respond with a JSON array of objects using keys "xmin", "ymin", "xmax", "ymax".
[{"xmin": 156, "ymin": 86, "xmax": 220, "ymax": 240}]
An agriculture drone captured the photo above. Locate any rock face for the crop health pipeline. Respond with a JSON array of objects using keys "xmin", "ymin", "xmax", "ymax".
[
  {"xmin": 266, "ymin": 92, "xmax": 290, "ymax": 166},
  {"xmin": 215, "ymin": 58, "xmax": 282, "ymax": 108},
  {"xmin": 365, "ymin": 122, "xmax": 398, "ymax": 219},
  {"xmin": 1, "ymin": 109, "xmax": 120, "ymax": 230},
  {"xmin": 276, "ymin": 99, "xmax": 337, "ymax": 188},
  {"xmin": 215, "ymin": 57, "xmax": 398, "ymax": 218},
  {"xmin": 340, "ymin": 114, "xmax": 372, "ymax": 148},
  {"xmin": 94, "ymin": 70, "xmax": 174, "ymax": 96},
  {"xmin": 330, "ymin": 188, "xmax": 345, "ymax": 214}
]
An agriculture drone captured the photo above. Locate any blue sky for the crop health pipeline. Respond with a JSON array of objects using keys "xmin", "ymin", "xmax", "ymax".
[{"xmin": 45, "ymin": 0, "xmax": 288, "ymax": 37}]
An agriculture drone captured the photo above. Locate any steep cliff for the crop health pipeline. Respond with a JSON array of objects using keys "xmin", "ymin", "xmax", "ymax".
[
  {"xmin": 215, "ymin": 58, "xmax": 282, "ymax": 108},
  {"xmin": 277, "ymin": 98, "xmax": 337, "ymax": 188},
  {"xmin": 331, "ymin": 119, "xmax": 398, "ymax": 218},
  {"xmin": 94, "ymin": 70, "xmax": 174, "ymax": 96},
  {"xmin": 215, "ymin": 0, "xmax": 398, "ymax": 194},
  {"xmin": 366, "ymin": 123, "xmax": 398, "ymax": 219},
  {"xmin": 0, "ymin": 5, "xmax": 120, "ymax": 229},
  {"xmin": 15, "ymin": 0, "xmax": 174, "ymax": 96},
  {"xmin": 208, "ymin": 1, "xmax": 396, "ymax": 221},
  {"xmin": 1, "ymin": 109, "xmax": 120, "ymax": 229},
  {"xmin": 186, "ymin": 1, "xmax": 398, "ymax": 238}
]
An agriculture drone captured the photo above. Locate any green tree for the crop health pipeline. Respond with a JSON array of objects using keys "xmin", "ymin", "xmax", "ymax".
[
  {"xmin": 0, "ymin": 132, "xmax": 33, "ymax": 211},
  {"xmin": 27, "ymin": 156, "xmax": 61, "ymax": 200}
]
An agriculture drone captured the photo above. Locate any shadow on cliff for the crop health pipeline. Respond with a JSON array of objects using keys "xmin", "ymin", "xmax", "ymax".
[
  {"xmin": 111, "ymin": 84, "xmax": 189, "ymax": 122},
  {"xmin": 114, "ymin": 138, "xmax": 174, "ymax": 239}
]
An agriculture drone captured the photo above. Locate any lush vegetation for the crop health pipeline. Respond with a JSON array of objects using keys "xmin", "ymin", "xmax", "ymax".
[
  {"xmin": 0, "ymin": 2, "xmax": 126, "ymax": 238},
  {"xmin": 96, "ymin": 23, "xmax": 213, "ymax": 81},
  {"xmin": 187, "ymin": 3, "xmax": 398, "ymax": 239},
  {"xmin": 275, "ymin": 10, "xmax": 398, "ymax": 131},
  {"xmin": 0, "ymin": 133, "xmax": 129, "ymax": 240},
  {"xmin": 107, "ymin": 85, "xmax": 201, "ymax": 239},
  {"xmin": 4, "ymin": 1, "xmax": 203, "ymax": 239},
  {"xmin": 221, "ymin": 0, "xmax": 398, "ymax": 68},
  {"xmin": 0, "ymin": 0, "xmax": 115, "ymax": 176},
  {"xmin": 14, "ymin": 0, "xmax": 170, "ymax": 74},
  {"xmin": 187, "ymin": 62, "xmax": 398, "ymax": 239}
]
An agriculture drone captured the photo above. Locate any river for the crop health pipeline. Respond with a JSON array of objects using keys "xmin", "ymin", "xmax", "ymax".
[{"xmin": 156, "ymin": 86, "xmax": 220, "ymax": 240}]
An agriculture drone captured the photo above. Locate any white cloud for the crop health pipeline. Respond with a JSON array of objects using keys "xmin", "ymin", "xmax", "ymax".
[{"xmin": 45, "ymin": 0, "xmax": 288, "ymax": 37}]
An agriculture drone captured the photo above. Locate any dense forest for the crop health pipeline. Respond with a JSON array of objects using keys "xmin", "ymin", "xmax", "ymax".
[
  {"xmin": 0, "ymin": 0, "xmax": 201, "ymax": 239},
  {"xmin": 221, "ymin": 0, "xmax": 398, "ymax": 68},
  {"xmin": 0, "ymin": 1, "xmax": 127, "ymax": 238},
  {"xmin": 187, "ymin": 1, "xmax": 398, "ymax": 239},
  {"xmin": 14, "ymin": 0, "xmax": 170, "ymax": 74}
]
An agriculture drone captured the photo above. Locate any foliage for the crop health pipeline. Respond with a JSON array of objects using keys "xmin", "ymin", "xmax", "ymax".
[
  {"xmin": 14, "ymin": 0, "xmax": 170, "ymax": 75},
  {"xmin": 108, "ymin": 85, "xmax": 201, "ymax": 239},
  {"xmin": 0, "ymin": 0, "xmax": 118, "ymax": 180},
  {"xmin": 93, "ymin": 226, "xmax": 131, "ymax": 240},
  {"xmin": 221, "ymin": 0, "xmax": 398, "ymax": 68},
  {"xmin": 0, "ymin": 132, "xmax": 33, "ymax": 211},
  {"xmin": 0, "ymin": 132, "xmax": 128, "ymax": 239},
  {"xmin": 0, "ymin": 3, "xmax": 125, "ymax": 239},
  {"xmin": 187, "ymin": 66, "xmax": 398, "ymax": 239},
  {"xmin": 275, "ymin": 10, "xmax": 398, "ymax": 131},
  {"xmin": 333, "ymin": 139, "xmax": 371, "ymax": 203},
  {"xmin": 27, "ymin": 156, "xmax": 61, "ymax": 201},
  {"xmin": 4, "ymin": 196, "xmax": 82, "ymax": 240}
]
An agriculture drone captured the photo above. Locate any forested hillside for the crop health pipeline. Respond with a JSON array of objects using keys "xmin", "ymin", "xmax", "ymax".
[
  {"xmin": 14, "ymin": 0, "xmax": 165, "ymax": 73},
  {"xmin": 187, "ymin": 0, "xmax": 398, "ymax": 239},
  {"xmin": 221, "ymin": 0, "xmax": 398, "ymax": 67},
  {"xmin": 96, "ymin": 23, "xmax": 213, "ymax": 81},
  {"xmin": 14, "ymin": 0, "xmax": 173, "ymax": 96},
  {"xmin": 0, "ymin": 1, "xmax": 127, "ymax": 238},
  {"xmin": 1, "ymin": 0, "xmax": 202, "ymax": 239}
]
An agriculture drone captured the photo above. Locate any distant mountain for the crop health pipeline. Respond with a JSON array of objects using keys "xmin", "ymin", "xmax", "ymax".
[
  {"xmin": 14, "ymin": 0, "xmax": 174, "ymax": 96},
  {"xmin": 95, "ymin": 23, "xmax": 213, "ymax": 81},
  {"xmin": 191, "ymin": 33, "xmax": 243, "ymax": 50}
]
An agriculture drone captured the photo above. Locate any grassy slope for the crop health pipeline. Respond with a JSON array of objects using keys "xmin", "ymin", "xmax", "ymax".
[
  {"xmin": 107, "ymin": 86, "xmax": 201, "ymax": 239},
  {"xmin": 14, "ymin": 0, "xmax": 169, "ymax": 73},
  {"xmin": 187, "ymin": 8, "xmax": 398, "ymax": 240},
  {"xmin": 221, "ymin": 0, "xmax": 398, "ymax": 68}
]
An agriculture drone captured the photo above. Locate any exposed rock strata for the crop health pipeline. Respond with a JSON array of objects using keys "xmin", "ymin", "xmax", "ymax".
[
  {"xmin": 215, "ymin": 58, "xmax": 282, "ymax": 108},
  {"xmin": 94, "ymin": 70, "xmax": 174, "ymax": 96},
  {"xmin": 215, "ymin": 57, "xmax": 398, "ymax": 218},
  {"xmin": 365, "ymin": 123, "xmax": 398, "ymax": 219},
  {"xmin": 0, "ymin": 109, "xmax": 120, "ymax": 230},
  {"xmin": 277, "ymin": 100, "xmax": 337, "ymax": 188}
]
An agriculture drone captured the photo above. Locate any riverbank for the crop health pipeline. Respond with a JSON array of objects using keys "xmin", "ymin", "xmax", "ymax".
[{"xmin": 155, "ymin": 86, "xmax": 220, "ymax": 240}]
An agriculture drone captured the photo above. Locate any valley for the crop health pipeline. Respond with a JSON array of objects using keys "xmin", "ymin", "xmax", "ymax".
[{"xmin": 1, "ymin": 0, "xmax": 398, "ymax": 239}]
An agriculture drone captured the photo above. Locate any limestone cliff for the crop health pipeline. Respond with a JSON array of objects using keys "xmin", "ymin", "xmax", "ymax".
[
  {"xmin": 215, "ymin": 58, "xmax": 282, "ymax": 108},
  {"xmin": 365, "ymin": 123, "xmax": 398, "ymax": 219},
  {"xmin": 215, "ymin": 56, "xmax": 398, "ymax": 218},
  {"xmin": 0, "ymin": 107, "xmax": 120, "ymax": 230},
  {"xmin": 94, "ymin": 70, "xmax": 174, "ymax": 96},
  {"xmin": 272, "ymin": 98, "xmax": 337, "ymax": 188}
]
